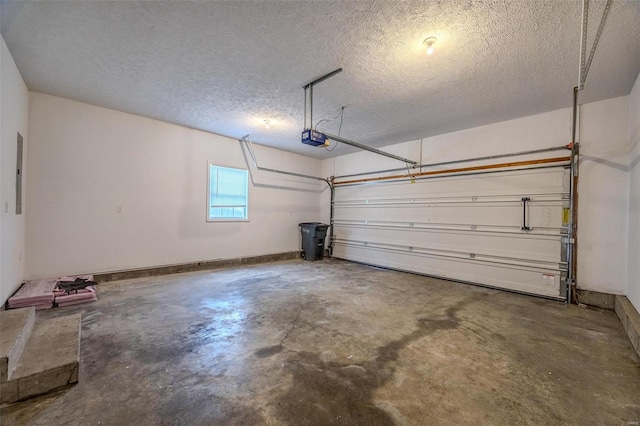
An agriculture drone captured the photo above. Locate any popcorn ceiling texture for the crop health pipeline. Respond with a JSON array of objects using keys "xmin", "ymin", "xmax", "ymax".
[{"xmin": 1, "ymin": 1, "xmax": 639, "ymax": 158}]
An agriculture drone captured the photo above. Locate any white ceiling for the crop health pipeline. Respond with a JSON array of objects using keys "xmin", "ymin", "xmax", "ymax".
[{"xmin": 1, "ymin": 1, "xmax": 639, "ymax": 158}]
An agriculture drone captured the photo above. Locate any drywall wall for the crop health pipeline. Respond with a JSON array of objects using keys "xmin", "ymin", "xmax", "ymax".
[
  {"xmin": 26, "ymin": 93, "xmax": 324, "ymax": 279},
  {"xmin": 322, "ymin": 96, "xmax": 630, "ymax": 295},
  {"xmin": 578, "ymin": 96, "xmax": 630, "ymax": 296},
  {"xmin": 1, "ymin": 36, "xmax": 29, "ymax": 305},
  {"xmin": 628, "ymin": 72, "xmax": 640, "ymax": 312}
]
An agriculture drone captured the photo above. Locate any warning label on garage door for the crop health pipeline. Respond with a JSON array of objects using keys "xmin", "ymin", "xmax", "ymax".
[{"xmin": 542, "ymin": 274, "xmax": 555, "ymax": 286}]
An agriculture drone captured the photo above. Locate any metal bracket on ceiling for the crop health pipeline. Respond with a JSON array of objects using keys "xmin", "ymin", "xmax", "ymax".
[
  {"xmin": 578, "ymin": 0, "xmax": 614, "ymax": 89},
  {"xmin": 302, "ymin": 68, "xmax": 418, "ymax": 166},
  {"xmin": 303, "ymin": 68, "xmax": 343, "ymax": 130}
]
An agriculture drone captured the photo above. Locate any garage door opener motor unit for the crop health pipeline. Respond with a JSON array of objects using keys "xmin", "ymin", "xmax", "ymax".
[{"xmin": 301, "ymin": 129, "xmax": 329, "ymax": 147}]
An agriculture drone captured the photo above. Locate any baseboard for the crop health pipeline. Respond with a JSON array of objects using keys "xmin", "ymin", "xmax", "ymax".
[
  {"xmin": 93, "ymin": 251, "xmax": 301, "ymax": 282},
  {"xmin": 575, "ymin": 289, "xmax": 616, "ymax": 310},
  {"xmin": 615, "ymin": 296, "xmax": 640, "ymax": 359}
]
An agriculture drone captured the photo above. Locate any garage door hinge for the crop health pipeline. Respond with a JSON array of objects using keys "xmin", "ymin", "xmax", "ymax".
[{"xmin": 562, "ymin": 237, "xmax": 575, "ymax": 244}]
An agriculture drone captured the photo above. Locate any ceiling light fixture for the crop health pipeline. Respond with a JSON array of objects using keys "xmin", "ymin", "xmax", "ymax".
[
  {"xmin": 264, "ymin": 119, "xmax": 270, "ymax": 129},
  {"xmin": 424, "ymin": 37, "xmax": 437, "ymax": 55}
]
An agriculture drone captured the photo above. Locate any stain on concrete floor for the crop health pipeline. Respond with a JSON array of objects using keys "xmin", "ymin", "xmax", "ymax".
[{"xmin": 1, "ymin": 259, "xmax": 639, "ymax": 425}]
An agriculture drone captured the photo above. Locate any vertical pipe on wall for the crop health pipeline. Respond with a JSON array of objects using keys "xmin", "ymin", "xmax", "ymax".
[
  {"xmin": 567, "ymin": 154, "xmax": 575, "ymax": 303},
  {"xmin": 570, "ymin": 144, "xmax": 580, "ymax": 303},
  {"xmin": 572, "ymin": 87, "xmax": 579, "ymax": 145},
  {"xmin": 567, "ymin": 86, "xmax": 579, "ymax": 303},
  {"xmin": 329, "ymin": 180, "xmax": 335, "ymax": 257}
]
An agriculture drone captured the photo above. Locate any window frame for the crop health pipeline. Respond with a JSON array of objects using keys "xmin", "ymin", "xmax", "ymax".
[{"xmin": 206, "ymin": 162, "xmax": 250, "ymax": 222}]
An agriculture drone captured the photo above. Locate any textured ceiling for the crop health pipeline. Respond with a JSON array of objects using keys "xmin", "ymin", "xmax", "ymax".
[{"xmin": 1, "ymin": 1, "xmax": 639, "ymax": 158}]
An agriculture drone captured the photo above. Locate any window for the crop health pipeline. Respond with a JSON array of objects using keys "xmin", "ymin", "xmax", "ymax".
[{"xmin": 207, "ymin": 163, "xmax": 249, "ymax": 221}]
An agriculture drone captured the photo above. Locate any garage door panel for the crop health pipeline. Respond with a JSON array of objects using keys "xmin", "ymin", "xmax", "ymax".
[
  {"xmin": 334, "ymin": 203, "xmax": 565, "ymax": 229},
  {"xmin": 332, "ymin": 244, "xmax": 562, "ymax": 298},
  {"xmin": 332, "ymin": 226, "xmax": 562, "ymax": 264},
  {"xmin": 332, "ymin": 166, "xmax": 569, "ymax": 299}
]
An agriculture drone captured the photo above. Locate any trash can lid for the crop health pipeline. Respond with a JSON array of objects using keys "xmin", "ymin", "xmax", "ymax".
[{"xmin": 298, "ymin": 222, "xmax": 328, "ymax": 227}]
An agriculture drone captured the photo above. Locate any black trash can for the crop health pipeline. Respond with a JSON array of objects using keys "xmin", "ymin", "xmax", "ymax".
[{"xmin": 299, "ymin": 222, "xmax": 329, "ymax": 261}]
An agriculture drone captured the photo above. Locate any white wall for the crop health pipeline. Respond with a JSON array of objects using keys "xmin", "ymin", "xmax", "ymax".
[
  {"xmin": 578, "ymin": 96, "xmax": 629, "ymax": 295},
  {"xmin": 322, "ymin": 96, "xmax": 631, "ymax": 295},
  {"xmin": 628, "ymin": 72, "xmax": 640, "ymax": 312},
  {"xmin": 1, "ymin": 36, "xmax": 29, "ymax": 305},
  {"xmin": 26, "ymin": 93, "xmax": 323, "ymax": 279},
  {"xmin": 17, "ymin": 73, "xmax": 640, "ymax": 301}
]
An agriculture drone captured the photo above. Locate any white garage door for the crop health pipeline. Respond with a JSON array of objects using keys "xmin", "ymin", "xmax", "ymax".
[{"xmin": 331, "ymin": 165, "xmax": 571, "ymax": 299}]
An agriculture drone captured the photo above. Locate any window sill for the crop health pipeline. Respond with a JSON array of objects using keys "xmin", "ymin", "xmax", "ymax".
[{"xmin": 206, "ymin": 219, "xmax": 250, "ymax": 223}]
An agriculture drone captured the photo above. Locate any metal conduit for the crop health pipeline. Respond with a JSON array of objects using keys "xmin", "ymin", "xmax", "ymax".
[
  {"xmin": 333, "ymin": 145, "xmax": 570, "ymax": 180},
  {"xmin": 241, "ymin": 135, "xmax": 330, "ymax": 186},
  {"xmin": 566, "ymin": 88, "xmax": 579, "ymax": 303},
  {"xmin": 568, "ymin": 143, "xmax": 579, "ymax": 303},
  {"xmin": 329, "ymin": 185, "xmax": 336, "ymax": 257},
  {"xmin": 334, "ymin": 192, "xmax": 568, "ymax": 201},
  {"xmin": 333, "ymin": 163, "xmax": 569, "ymax": 189},
  {"xmin": 333, "ymin": 157, "xmax": 570, "ymax": 186}
]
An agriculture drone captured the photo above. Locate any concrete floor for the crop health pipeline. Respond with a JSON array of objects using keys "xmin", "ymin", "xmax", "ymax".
[{"xmin": 1, "ymin": 259, "xmax": 639, "ymax": 425}]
